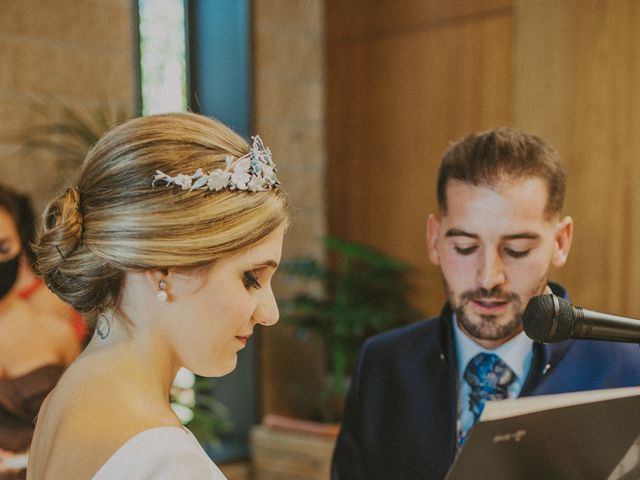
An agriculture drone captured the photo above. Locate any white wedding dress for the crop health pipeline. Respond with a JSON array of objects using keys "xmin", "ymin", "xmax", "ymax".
[{"xmin": 91, "ymin": 426, "xmax": 227, "ymax": 479}]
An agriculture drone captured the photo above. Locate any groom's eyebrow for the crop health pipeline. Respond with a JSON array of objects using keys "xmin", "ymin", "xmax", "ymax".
[{"xmin": 445, "ymin": 229, "xmax": 478, "ymax": 239}]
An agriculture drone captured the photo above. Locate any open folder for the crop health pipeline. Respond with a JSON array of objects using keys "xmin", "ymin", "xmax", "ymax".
[{"xmin": 445, "ymin": 386, "xmax": 640, "ymax": 480}]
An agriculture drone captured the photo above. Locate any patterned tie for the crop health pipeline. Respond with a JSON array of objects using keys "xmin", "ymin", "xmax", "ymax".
[
  {"xmin": 458, "ymin": 353, "xmax": 515, "ymax": 447},
  {"xmin": 464, "ymin": 352, "xmax": 515, "ymax": 423}
]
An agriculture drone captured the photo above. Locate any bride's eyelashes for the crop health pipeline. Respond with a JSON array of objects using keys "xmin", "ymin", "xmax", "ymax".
[{"xmin": 243, "ymin": 271, "xmax": 262, "ymax": 289}]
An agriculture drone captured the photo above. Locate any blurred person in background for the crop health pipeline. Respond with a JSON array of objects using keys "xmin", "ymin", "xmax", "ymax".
[
  {"xmin": 0, "ymin": 185, "xmax": 80, "ymax": 480},
  {"xmin": 11, "ymin": 187, "xmax": 86, "ymax": 340}
]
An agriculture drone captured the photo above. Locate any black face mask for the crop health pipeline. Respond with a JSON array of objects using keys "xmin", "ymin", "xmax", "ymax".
[{"xmin": 0, "ymin": 254, "xmax": 20, "ymax": 299}]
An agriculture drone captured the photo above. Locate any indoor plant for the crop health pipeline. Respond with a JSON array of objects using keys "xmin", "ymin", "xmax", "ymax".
[
  {"xmin": 18, "ymin": 96, "xmax": 129, "ymax": 173},
  {"xmin": 280, "ymin": 237, "xmax": 423, "ymax": 422}
]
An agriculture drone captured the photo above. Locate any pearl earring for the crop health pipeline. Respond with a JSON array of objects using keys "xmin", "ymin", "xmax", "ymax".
[{"xmin": 157, "ymin": 279, "xmax": 168, "ymax": 302}]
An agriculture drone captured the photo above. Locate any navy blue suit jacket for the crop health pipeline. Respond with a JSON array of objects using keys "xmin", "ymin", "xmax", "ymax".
[{"xmin": 332, "ymin": 296, "xmax": 640, "ymax": 480}]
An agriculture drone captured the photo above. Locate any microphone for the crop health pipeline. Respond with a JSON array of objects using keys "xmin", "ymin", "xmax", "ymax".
[{"xmin": 523, "ymin": 294, "xmax": 640, "ymax": 343}]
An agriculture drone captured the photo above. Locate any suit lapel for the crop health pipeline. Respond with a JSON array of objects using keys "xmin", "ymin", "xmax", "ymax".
[{"xmin": 438, "ymin": 305, "xmax": 461, "ymax": 465}]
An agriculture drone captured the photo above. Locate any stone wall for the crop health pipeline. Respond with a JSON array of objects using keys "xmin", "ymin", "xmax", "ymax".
[
  {"xmin": 0, "ymin": 0, "xmax": 136, "ymax": 214},
  {"xmin": 253, "ymin": 0, "xmax": 328, "ymax": 419}
]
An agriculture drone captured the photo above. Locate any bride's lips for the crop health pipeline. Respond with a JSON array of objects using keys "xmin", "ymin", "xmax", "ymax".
[{"xmin": 235, "ymin": 336, "xmax": 251, "ymax": 347}]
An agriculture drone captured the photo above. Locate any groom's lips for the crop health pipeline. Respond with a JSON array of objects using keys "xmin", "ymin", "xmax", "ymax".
[{"xmin": 471, "ymin": 299, "xmax": 509, "ymax": 313}]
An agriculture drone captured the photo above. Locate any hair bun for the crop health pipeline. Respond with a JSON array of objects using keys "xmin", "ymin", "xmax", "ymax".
[
  {"xmin": 47, "ymin": 187, "xmax": 83, "ymax": 257},
  {"xmin": 34, "ymin": 187, "xmax": 90, "ymax": 309}
]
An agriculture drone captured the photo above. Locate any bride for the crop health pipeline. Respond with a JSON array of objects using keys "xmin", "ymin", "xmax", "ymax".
[{"xmin": 27, "ymin": 112, "xmax": 289, "ymax": 479}]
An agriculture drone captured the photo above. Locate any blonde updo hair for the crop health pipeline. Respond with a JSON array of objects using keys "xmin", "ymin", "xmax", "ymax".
[{"xmin": 35, "ymin": 112, "xmax": 289, "ymax": 325}]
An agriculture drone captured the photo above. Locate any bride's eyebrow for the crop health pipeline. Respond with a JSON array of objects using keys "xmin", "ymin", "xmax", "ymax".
[{"xmin": 250, "ymin": 260, "xmax": 279, "ymax": 269}]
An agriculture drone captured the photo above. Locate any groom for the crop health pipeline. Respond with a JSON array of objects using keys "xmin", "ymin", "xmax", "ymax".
[{"xmin": 331, "ymin": 127, "xmax": 640, "ymax": 479}]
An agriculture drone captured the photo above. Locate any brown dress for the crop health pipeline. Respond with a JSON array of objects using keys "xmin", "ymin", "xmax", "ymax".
[{"xmin": 0, "ymin": 365, "xmax": 64, "ymax": 480}]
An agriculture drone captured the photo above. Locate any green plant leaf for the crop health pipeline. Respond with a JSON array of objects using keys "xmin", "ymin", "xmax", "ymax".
[{"xmin": 281, "ymin": 236, "xmax": 424, "ymax": 421}]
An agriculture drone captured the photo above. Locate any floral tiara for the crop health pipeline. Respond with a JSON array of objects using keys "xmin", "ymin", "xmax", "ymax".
[{"xmin": 152, "ymin": 135, "xmax": 280, "ymax": 193}]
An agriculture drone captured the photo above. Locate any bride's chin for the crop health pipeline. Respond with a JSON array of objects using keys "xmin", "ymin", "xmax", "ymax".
[{"xmin": 195, "ymin": 359, "xmax": 238, "ymax": 378}]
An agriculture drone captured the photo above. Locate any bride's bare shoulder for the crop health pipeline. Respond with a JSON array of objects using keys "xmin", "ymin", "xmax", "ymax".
[{"xmin": 29, "ymin": 368, "xmax": 176, "ymax": 480}]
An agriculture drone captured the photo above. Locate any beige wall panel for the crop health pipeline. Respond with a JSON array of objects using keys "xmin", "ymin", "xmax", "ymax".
[
  {"xmin": 328, "ymin": 0, "xmax": 511, "ymax": 40},
  {"xmin": 328, "ymin": 12, "xmax": 514, "ymax": 316},
  {"xmin": 514, "ymin": 0, "xmax": 640, "ymax": 315}
]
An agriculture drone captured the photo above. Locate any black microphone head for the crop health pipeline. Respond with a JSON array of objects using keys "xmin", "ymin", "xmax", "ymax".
[{"xmin": 522, "ymin": 294, "xmax": 576, "ymax": 343}]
